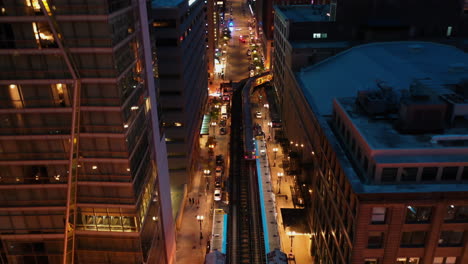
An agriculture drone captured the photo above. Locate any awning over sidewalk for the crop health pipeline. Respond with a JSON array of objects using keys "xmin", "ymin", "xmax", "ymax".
[
  {"xmin": 281, "ymin": 208, "xmax": 310, "ymax": 234},
  {"xmin": 201, "ymin": 114, "xmax": 211, "ymax": 135}
]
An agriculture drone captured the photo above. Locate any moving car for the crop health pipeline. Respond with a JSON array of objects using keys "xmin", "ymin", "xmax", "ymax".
[{"xmin": 255, "ymin": 111, "xmax": 262, "ymax": 119}]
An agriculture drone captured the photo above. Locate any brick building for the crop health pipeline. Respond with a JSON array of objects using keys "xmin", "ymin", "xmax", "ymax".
[{"xmin": 281, "ymin": 42, "xmax": 468, "ymax": 264}]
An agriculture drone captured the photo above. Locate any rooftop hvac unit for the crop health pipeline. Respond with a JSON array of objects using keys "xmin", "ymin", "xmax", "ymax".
[{"xmin": 396, "ymin": 100, "xmax": 447, "ymax": 133}]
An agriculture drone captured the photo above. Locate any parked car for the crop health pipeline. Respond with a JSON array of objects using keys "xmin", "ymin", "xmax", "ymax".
[
  {"xmin": 215, "ymin": 166, "xmax": 223, "ymax": 177},
  {"xmin": 215, "ymin": 177, "xmax": 222, "ymax": 188},
  {"xmin": 216, "ymin": 155, "xmax": 224, "ymax": 165},
  {"xmin": 255, "ymin": 111, "xmax": 262, "ymax": 119},
  {"xmin": 214, "ymin": 189, "xmax": 222, "ymax": 201}
]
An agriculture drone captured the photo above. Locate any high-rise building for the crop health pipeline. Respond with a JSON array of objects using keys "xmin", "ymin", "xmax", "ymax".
[
  {"xmin": 251, "ymin": 0, "xmax": 311, "ymax": 70},
  {"xmin": 151, "ymin": 0, "xmax": 208, "ymax": 213},
  {"xmin": 280, "ymin": 41, "xmax": 468, "ymax": 264},
  {"xmin": 0, "ymin": 0, "xmax": 175, "ymax": 263}
]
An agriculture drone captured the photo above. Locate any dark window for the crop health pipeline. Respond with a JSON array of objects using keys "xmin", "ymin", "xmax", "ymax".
[
  {"xmin": 462, "ymin": 167, "xmax": 468, "ymax": 180},
  {"xmin": 368, "ymin": 232, "xmax": 384, "ymax": 248},
  {"xmin": 438, "ymin": 231, "xmax": 464, "ymax": 247},
  {"xmin": 441, "ymin": 167, "xmax": 458, "ymax": 181},
  {"xmin": 445, "ymin": 205, "xmax": 468, "ymax": 223},
  {"xmin": 381, "ymin": 168, "xmax": 397, "ymax": 182},
  {"xmin": 401, "ymin": 167, "xmax": 418, "ymax": 181},
  {"xmin": 400, "ymin": 231, "xmax": 426, "ymax": 247},
  {"xmin": 421, "ymin": 167, "xmax": 438, "ymax": 181},
  {"xmin": 406, "ymin": 206, "xmax": 432, "ymax": 223}
]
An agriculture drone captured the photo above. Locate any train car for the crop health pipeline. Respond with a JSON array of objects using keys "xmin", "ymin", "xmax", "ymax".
[
  {"xmin": 210, "ymin": 209, "xmax": 228, "ymax": 254},
  {"xmin": 241, "ymin": 78, "xmax": 256, "ymax": 160}
]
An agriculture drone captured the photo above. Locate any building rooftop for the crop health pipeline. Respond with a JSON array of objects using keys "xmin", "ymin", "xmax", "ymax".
[
  {"xmin": 336, "ymin": 96, "xmax": 468, "ymax": 151},
  {"xmin": 275, "ymin": 5, "xmax": 330, "ymax": 23},
  {"xmin": 296, "ymin": 42, "xmax": 468, "ymax": 193},
  {"xmin": 291, "ymin": 41, "xmax": 350, "ymax": 49},
  {"xmin": 297, "ymin": 41, "xmax": 468, "ymax": 116}
]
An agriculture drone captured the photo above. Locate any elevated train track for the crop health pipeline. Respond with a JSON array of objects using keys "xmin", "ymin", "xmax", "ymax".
[{"xmin": 227, "ymin": 79, "xmax": 266, "ymax": 264}]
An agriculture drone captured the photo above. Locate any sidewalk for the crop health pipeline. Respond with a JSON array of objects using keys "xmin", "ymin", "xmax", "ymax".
[
  {"xmin": 255, "ymin": 90, "xmax": 314, "ymax": 264},
  {"xmin": 175, "ymin": 135, "xmax": 213, "ymax": 264}
]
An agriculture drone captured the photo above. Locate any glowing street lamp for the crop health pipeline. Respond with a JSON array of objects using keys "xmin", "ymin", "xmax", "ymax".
[
  {"xmin": 273, "ymin": 147, "xmax": 278, "ymax": 160},
  {"xmin": 197, "ymin": 215, "xmax": 204, "ymax": 243},
  {"xmin": 277, "ymin": 172, "xmax": 284, "ymax": 194}
]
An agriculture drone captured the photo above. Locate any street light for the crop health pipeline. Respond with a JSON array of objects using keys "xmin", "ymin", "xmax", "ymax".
[
  {"xmin": 197, "ymin": 215, "xmax": 204, "ymax": 243},
  {"xmin": 273, "ymin": 147, "xmax": 278, "ymax": 160},
  {"xmin": 277, "ymin": 172, "xmax": 284, "ymax": 194},
  {"xmin": 287, "ymin": 231, "xmax": 296, "ymax": 252}
]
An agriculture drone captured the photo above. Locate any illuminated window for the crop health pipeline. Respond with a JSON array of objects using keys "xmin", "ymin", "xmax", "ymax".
[
  {"xmin": 447, "ymin": 26, "xmax": 453, "ymax": 37},
  {"xmin": 434, "ymin": 257, "xmax": 457, "ymax": 264},
  {"xmin": 32, "ymin": 22, "xmax": 55, "ymax": 48},
  {"xmin": 396, "ymin": 258, "xmax": 420, "ymax": 264},
  {"xmin": 25, "ymin": 0, "xmax": 41, "ymax": 12},
  {"xmin": 313, "ymin": 33, "xmax": 327, "ymax": 39}
]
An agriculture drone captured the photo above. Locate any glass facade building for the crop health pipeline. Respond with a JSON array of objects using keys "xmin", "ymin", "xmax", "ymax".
[{"xmin": 0, "ymin": 0, "xmax": 175, "ymax": 263}]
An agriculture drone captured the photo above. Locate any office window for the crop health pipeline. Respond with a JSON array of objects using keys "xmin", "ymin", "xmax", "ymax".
[
  {"xmin": 371, "ymin": 207, "xmax": 386, "ymax": 224},
  {"xmin": 401, "ymin": 231, "xmax": 426, "ymax": 247},
  {"xmin": 368, "ymin": 232, "xmax": 384, "ymax": 248},
  {"xmin": 381, "ymin": 168, "xmax": 397, "ymax": 182},
  {"xmin": 433, "ymin": 257, "xmax": 457, "ymax": 264},
  {"xmin": 421, "ymin": 167, "xmax": 438, "ymax": 181},
  {"xmin": 447, "ymin": 26, "xmax": 453, "ymax": 37},
  {"xmin": 441, "ymin": 167, "xmax": 458, "ymax": 181},
  {"xmin": 445, "ymin": 205, "xmax": 468, "ymax": 222},
  {"xmin": 438, "ymin": 231, "xmax": 464, "ymax": 247},
  {"xmin": 396, "ymin": 258, "xmax": 420, "ymax": 264},
  {"xmin": 401, "ymin": 167, "xmax": 418, "ymax": 181},
  {"xmin": 406, "ymin": 206, "xmax": 432, "ymax": 223},
  {"xmin": 364, "ymin": 258, "xmax": 378, "ymax": 264},
  {"xmin": 313, "ymin": 33, "xmax": 327, "ymax": 39}
]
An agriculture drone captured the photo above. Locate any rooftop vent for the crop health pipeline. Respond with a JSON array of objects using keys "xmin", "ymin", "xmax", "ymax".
[{"xmin": 356, "ymin": 81, "xmax": 399, "ymax": 115}]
